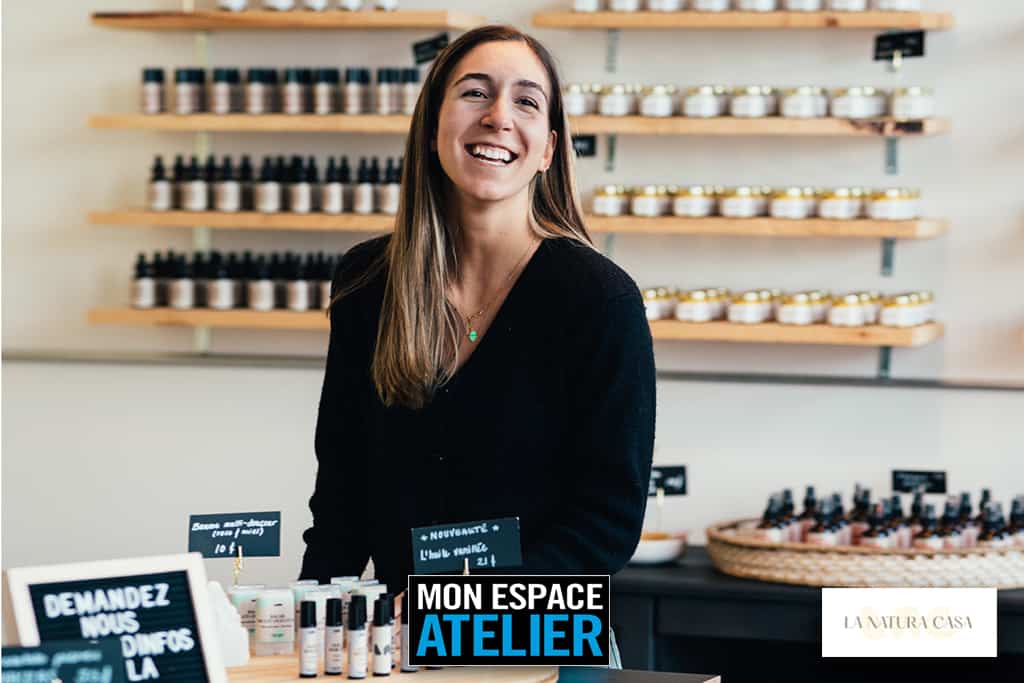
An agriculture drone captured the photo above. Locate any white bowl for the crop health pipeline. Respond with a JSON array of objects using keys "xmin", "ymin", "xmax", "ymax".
[{"xmin": 629, "ymin": 532, "xmax": 688, "ymax": 565}]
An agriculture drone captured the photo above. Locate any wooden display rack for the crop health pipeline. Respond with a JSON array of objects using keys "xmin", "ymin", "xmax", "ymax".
[
  {"xmin": 91, "ymin": 10, "xmax": 482, "ymax": 31},
  {"xmin": 532, "ymin": 10, "xmax": 954, "ymax": 31},
  {"xmin": 90, "ymin": 210, "xmax": 948, "ymax": 241}
]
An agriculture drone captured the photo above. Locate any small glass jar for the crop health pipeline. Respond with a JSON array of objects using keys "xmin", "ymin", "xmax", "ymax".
[
  {"xmin": 770, "ymin": 187, "xmax": 813, "ymax": 219},
  {"xmin": 631, "ymin": 185, "xmax": 665, "ymax": 217},
  {"xmin": 599, "ymin": 84, "xmax": 634, "ymax": 117},
  {"xmin": 648, "ymin": 0, "xmax": 683, "ymax": 9},
  {"xmin": 867, "ymin": 188, "xmax": 920, "ymax": 221},
  {"xmin": 563, "ymin": 83, "xmax": 588, "ymax": 117},
  {"xmin": 211, "ymin": 68, "xmax": 241, "ymax": 115},
  {"xmin": 174, "ymin": 68, "xmax": 201, "ymax": 115},
  {"xmin": 676, "ymin": 290, "xmax": 715, "ymax": 323},
  {"xmin": 781, "ymin": 86, "xmax": 828, "ymax": 119},
  {"xmin": 141, "ymin": 68, "xmax": 165, "ymax": 115},
  {"xmin": 874, "ymin": 0, "xmax": 922, "ymax": 10},
  {"xmin": 592, "ymin": 185, "xmax": 628, "ymax": 217},
  {"xmin": 609, "ymin": 0, "xmax": 641, "ymax": 10},
  {"xmin": 573, "ymin": 0, "xmax": 602, "ymax": 10},
  {"xmin": 683, "ymin": 86, "xmax": 726, "ymax": 118},
  {"xmin": 891, "ymin": 86, "xmax": 935, "ymax": 120},
  {"xmin": 692, "ymin": 0, "xmax": 730, "ymax": 9},
  {"xmin": 673, "ymin": 185, "xmax": 717, "ymax": 218},
  {"xmin": 643, "ymin": 288, "xmax": 675, "ymax": 321},
  {"xmin": 777, "ymin": 293, "xmax": 816, "ymax": 326},
  {"xmin": 828, "ymin": 294, "xmax": 867, "ymax": 327},
  {"xmin": 858, "ymin": 292, "xmax": 881, "ymax": 324},
  {"xmin": 784, "ymin": 0, "xmax": 823, "ymax": 9},
  {"xmin": 880, "ymin": 294, "xmax": 919, "ymax": 327},
  {"xmin": 831, "ymin": 87, "xmax": 887, "ymax": 119},
  {"xmin": 737, "ymin": 0, "xmax": 778, "ymax": 10},
  {"xmin": 728, "ymin": 291, "xmax": 770, "ymax": 324},
  {"xmin": 818, "ymin": 188, "xmax": 861, "ymax": 220},
  {"xmin": 245, "ymin": 68, "xmax": 275, "ymax": 115},
  {"xmin": 730, "ymin": 86, "xmax": 773, "ymax": 118},
  {"xmin": 640, "ymin": 85, "xmax": 677, "ymax": 118},
  {"xmin": 827, "ymin": 0, "xmax": 868, "ymax": 9},
  {"xmin": 809, "ymin": 290, "xmax": 830, "ymax": 322},
  {"xmin": 720, "ymin": 186, "xmax": 763, "ymax": 218},
  {"xmin": 583, "ymin": 83, "xmax": 602, "ymax": 114}
]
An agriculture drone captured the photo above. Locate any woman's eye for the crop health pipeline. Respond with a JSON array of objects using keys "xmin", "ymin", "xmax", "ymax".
[
  {"xmin": 463, "ymin": 89, "xmax": 486, "ymax": 98},
  {"xmin": 518, "ymin": 98, "xmax": 539, "ymax": 109}
]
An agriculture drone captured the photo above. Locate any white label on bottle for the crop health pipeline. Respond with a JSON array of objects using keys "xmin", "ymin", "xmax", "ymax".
[
  {"xmin": 372, "ymin": 626, "xmax": 391, "ymax": 675},
  {"xmin": 322, "ymin": 183, "xmax": 344, "ymax": 214},
  {"xmin": 314, "ymin": 83, "xmax": 336, "ymax": 115},
  {"xmin": 132, "ymin": 279, "xmax": 156, "ymax": 309},
  {"xmin": 212, "ymin": 83, "xmax": 233, "ymax": 114},
  {"xmin": 348, "ymin": 629, "xmax": 368, "ymax": 678},
  {"xmin": 256, "ymin": 597, "xmax": 295, "ymax": 644},
  {"xmin": 283, "ymin": 83, "xmax": 305, "ymax": 115},
  {"xmin": 354, "ymin": 184, "xmax": 375, "ymax": 214},
  {"xmin": 325, "ymin": 625, "xmax": 344, "ymax": 673},
  {"xmin": 170, "ymin": 280, "xmax": 194, "ymax": 309},
  {"xmin": 300, "ymin": 627, "xmax": 319, "ymax": 675},
  {"xmin": 249, "ymin": 281, "xmax": 275, "ymax": 311},
  {"xmin": 287, "ymin": 280, "xmax": 310, "ymax": 312},
  {"xmin": 381, "ymin": 184, "xmax": 401, "ymax": 215},
  {"xmin": 215, "ymin": 182, "xmax": 241, "ymax": 212},
  {"xmin": 208, "ymin": 280, "xmax": 235, "ymax": 310},
  {"xmin": 344, "ymin": 84, "xmax": 365, "ymax": 115},
  {"xmin": 141, "ymin": 83, "xmax": 164, "ymax": 115},
  {"xmin": 183, "ymin": 181, "xmax": 208, "ymax": 211},
  {"xmin": 256, "ymin": 183, "xmax": 281, "ymax": 213},
  {"xmin": 246, "ymin": 83, "xmax": 268, "ymax": 115},
  {"xmin": 148, "ymin": 181, "xmax": 172, "ymax": 211},
  {"xmin": 290, "ymin": 184, "xmax": 312, "ymax": 214}
]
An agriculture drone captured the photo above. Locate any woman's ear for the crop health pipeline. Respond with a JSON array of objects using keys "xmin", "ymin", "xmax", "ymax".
[{"xmin": 540, "ymin": 129, "xmax": 557, "ymax": 172}]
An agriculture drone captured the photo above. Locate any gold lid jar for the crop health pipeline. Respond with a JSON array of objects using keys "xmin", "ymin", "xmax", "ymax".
[
  {"xmin": 732, "ymin": 290, "xmax": 762, "ymax": 304},
  {"xmin": 603, "ymin": 83, "xmax": 628, "ymax": 95},
  {"xmin": 870, "ymin": 187, "xmax": 920, "ymax": 200},
  {"xmin": 772, "ymin": 187, "xmax": 804, "ymax": 200},
  {"xmin": 733, "ymin": 85, "xmax": 769, "ymax": 96},
  {"xmin": 643, "ymin": 288, "xmax": 661, "ymax": 302},
  {"xmin": 821, "ymin": 187, "xmax": 855, "ymax": 200},
  {"xmin": 674, "ymin": 185, "xmax": 714, "ymax": 198},
  {"xmin": 782, "ymin": 85, "xmax": 825, "ymax": 96},
  {"xmin": 893, "ymin": 86, "xmax": 934, "ymax": 97},
  {"xmin": 594, "ymin": 184, "xmax": 622, "ymax": 197},
  {"xmin": 642, "ymin": 84, "xmax": 676, "ymax": 96},
  {"xmin": 682, "ymin": 289, "xmax": 709, "ymax": 303},
  {"xmin": 782, "ymin": 292, "xmax": 813, "ymax": 306},
  {"xmin": 833, "ymin": 86, "xmax": 884, "ymax": 98},
  {"xmin": 832, "ymin": 293, "xmax": 863, "ymax": 307},
  {"xmin": 721, "ymin": 186, "xmax": 758, "ymax": 198},
  {"xmin": 883, "ymin": 294, "xmax": 914, "ymax": 307},
  {"xmin": 687, "ymin": 85, "xmax": 718, "ymax": 96},
  {"xmin": 637, "ymin": 185, "xmax": 660, "ymax": 197},
  {"xmin": 564, "ymin": 83, "xmax": 584, "ymax": 95}
]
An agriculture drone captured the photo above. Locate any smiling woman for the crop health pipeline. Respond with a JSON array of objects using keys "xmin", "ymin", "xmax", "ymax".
[{"xmin": 299, "ymin": 27, "xmax": 656, "ymax": 669}]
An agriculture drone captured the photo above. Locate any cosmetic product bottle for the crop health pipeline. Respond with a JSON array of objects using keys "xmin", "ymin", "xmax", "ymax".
[
  {"xmin": 325, "ymin": 597, "xmax": 344, "ymax": 676},
  {"xmin": 908, "ymin": 491, "xmax": 924, "ymax": 538},
  {"xmin": 307, "ymin": 156, "xmax": 321, "ymax": 211},
  {"xmin": 257, "ymin": 157, "xmax": 282, "ymax": 213},
  {"xmin": 857, "ymin": 503, "xmax": 889, "ymax": 549},
  {"xmin": 375, "ymin": 68, "xmax": 393, "ymax": 115},
  {"xmin": 169, "ymin": 256, "xmax": 194, "ymax": 310},
  {"xmin": 959, "ymin": 492, "xmax": 977, "ymax": 548},
  {"xmin": 401, "ymin": 68, "xmax": 420, "ymax": 116},
  {"xmin": 192, "ymin": 252, "xmax": 208, "ymax": 308},
  {"xmin": 212, "ymin": 68, "xmax": 238, "ymax": 114},
  {"xmin": 183, "ymin": 157, "xmax": 208, "ymax": 211},
  {"xmin": 255, "ymin": 589, "xmax": 296, "ymax": 656},
  {"xmin": 315, "ymin": 68, "xmax": 341, "ymax": 115},
  {"xmin": 347, "ymin": 595, "xmax": 368, "ymax": 680},
  {"xmin": 270, "ymin": 253, "xmax": 286, "ymax": 309},
  {"xmin": 354, "ymin": 158, "xmax": 375, "ymax": 214},
  {"xmin": 795, "ymin": 486, "xmax": 816, "ymax": 542},
  {"xmin": 388, "ymin": 69, "xmax": 401, "ymax": 115},
  {"xmin": 248, "ymin": 256, "xmax": 274, "ymax": 312},
  {"xmin": 290, "ymin": 159, "xmax": 314, "ymax": 214},
  {"xmin": 889, "ymin": 495, "xmax": 910, "ymax": 549},
  {"xmin": 154, "ymin": 251, "xmax": 170, "ymax": 307},
  {"xmin": 322, "ymin": 158, "xmax": 344, "ymax": 214},
  {"xmin": 753, "ymin": 496, "xmax": 783, "ymax": 543},
  {"xmin": 320, "ymin": 255, "xmax": 335, "ymax": 310},
  {"xmin": 219, "ymin": 0, "xmax": 249, "ymax": 10},
  {"xmin": 339, "ymin": 0, "xmax": 364, "ymax": 11},
  {"xmin": 132, "ymin": 254, "xmax": 156, "ymax": 309},
  {"xmin": 284, "ymin": 68, "xmax": 307, "ymax": 115},
  {"xmin": 305, "ymin": 0, "xmax": 330, "ymax": 9},
  {"xmin": 141, "ymin": 67, "xmax": 165, "ymax": 114},
  {"xmin": 369, "ymin": 156, "xmax": 381, "ymax": 186},
  {"xmin": 246, "ymin": 68, "xmax": 270, "ymax": 115},
  {"xmin": 1008, "ymin": 499, "xmax": 1024, "ymax": 548},
  {"xmin": 208, "ymin": 257, "xmax": 235, "ymax": 310},
  {"xmin": 148, "ymin": 156, "xmax": 172, "ymax": 211},
  {"xmin": 171, "ymin": 155, "xmax": 186, "ymax": 209},
  {"xmin": 285, "ymin": 155, "xmax": 303, "ymax": 212},
  {"xmin": 912, "ymin": 504, "xmax": 942, "ymax": 550},
  {"xmin": 203, "ymin": 155, "xmax": 218, "ymax": 207},
  {"xmin": 372, "ymin": 596, "xmax": 391, "ymax": 676},
  {"xmin": 194, "ymin": 68, "xmax": 208, "ymax": 112},
  {"xmin": 299, "ymin": 600, "xmax": 318, "ymax": 678},
  {"xmin": 937, "ymin": 498, "xmax": 963, "ymax": 549},
  {"xmin": 339, "ymin": 156, "xmax": 353, "ymax": 211},
  {"xmin": 379, "ymin": 158, "xmax": 401, "ymax": 216},
  {"xmin": 849, "ymin": 488, "xmax": 871, "ymax": 545},
  {"xmin": 215, "ymin": 156, "xmax": 240, "ymax": 212},
  {"xmin": 344, "ymin": 68, "xmax": 366, "ymax": 115},
  {"xmin": 174, "ymin": 68, "xmax": 200, "ymax": 115},
  {"xmin": 779, "ymin": 489, "xmax": 799, "ymax": 542},
  {"xmin": 975, "ymin": 505, "xmax": 1001, "ymax": 549},
  {"xmin": 239, "ymin": 155, "xmax": 255, "ymax": 210},
  {"xmin": 974, "ymin": 488, "xmax": 993, "ymax": 529},
  {"xmin": 239, "ymin": 251, "xmax": 254, "ymax": 307},
  {"xmin": 287, "ymin": 256, "xmax": 310, "ymax": 312},
  {"xmin": 399, "ymin": 599, "xmax": 417, "ymax": 673},
  {"xmin": 805, "ymin": 500, "xmax": 836, "ymax": 546}
]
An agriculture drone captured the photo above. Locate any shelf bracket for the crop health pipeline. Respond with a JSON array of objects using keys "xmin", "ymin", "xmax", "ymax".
[
  {"xmin": 880, "ymin": 238, "xmax": 896, "ymax": 276},
  {"xmin": 884, "ymin": 136, "xmax": 899, "ymax": 175},
  {"xmin": 604, "ymin": 29, "xmax": 620, "ymax": 74},
  {"xmin": 603, "ymin": 232, "xmax": 617, "ymax": 260},
  {"xmin": 604, "ymin": 134, "xmax": 617, "ymax": 173},
  {"xmin": 877, "ymin": 346, "xmax": 893, "ymax": 380}
]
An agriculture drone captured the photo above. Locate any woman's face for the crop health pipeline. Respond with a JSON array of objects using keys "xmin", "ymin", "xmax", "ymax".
[{"xmin": 435, "ymin": 41, "xmax": 557, "ymax": 206}]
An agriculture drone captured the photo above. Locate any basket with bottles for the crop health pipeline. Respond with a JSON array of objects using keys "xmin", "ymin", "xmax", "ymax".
[{"xmin": 707, "ymin": 486, "xmax": 1024, "ymax": 588}]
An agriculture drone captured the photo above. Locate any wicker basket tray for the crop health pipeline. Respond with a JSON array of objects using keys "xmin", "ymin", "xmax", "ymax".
[{"xmin": 707, "ymin": 518, "xmax": 1024, "ymax": 589}]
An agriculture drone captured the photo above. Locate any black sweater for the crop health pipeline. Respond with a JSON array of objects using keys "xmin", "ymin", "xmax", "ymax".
[{"xmin": 299, "ymin": 235, "xmax": 656, "ymax": 593}]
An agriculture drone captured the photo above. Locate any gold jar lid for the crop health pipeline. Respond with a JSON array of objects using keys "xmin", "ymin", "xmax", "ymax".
[
  {"xmin": 884, "ymin": 294, "xmax": 914, "ymax": 307},
  {"xmin": 637, "ymin": 185, "xmax": 660, "ymax": 197},
  {"xmin": 870, "ymin": 187, "xmax": 920, "ymax": 200},
  {"xmin": 833, "ymin": 293, "xmax": 863, "ymax": 307},
  {"xmin": 821, "ymin": 187, "xmax": 855, "ymax": 200},
  {"xmin": 772, "ymin": 187, "xmax": 805, "ymax": 199},
  {"xmin": 782, "ymin": 293, "xmax": 812, "ymax": 305},
  {"xmin": 732, "ymin": 290, "xmax": 762, "ymax": 304},
  {"xmin": 683, "ymin": 289, "xmax": 709, "ymax": 303},
  {"xmin": 564, "ymin": 83, "xmax": 584, "ymax": 94},
  {"xmin": 617, "ymin": 184, "xmax": 631, "ymax": 195},
  {"xmin": 589, "ymin": 82, "xmax": 603, "ymax": 93},
  {"xmin": 782, "ymin": 86, "xmax": 825, "ymax": 96},
  {"xmin": 857, "ymin": 292, "xmax": 873, "ymax": 304},
  {"xmin": 643, "ymin": 84, "xmax": 676, "ymax": 96},
  {"xmin": 894, "ymin": 86, "xmax": 934, "ymax": 97},
  {"xmin": 626, "ymin": 83, "xmax": 643, "ymax": 95},
  {"xmin": 643, "ymin": 288, "xmax": 660, "ymax": 302},
  {"xmin": 721, "ymin": 186, "xmax": 757, "ymax": 198},
  {"xmin": 833, "ymin": 86, "xmax": 884, "ymax": 98},
  {"xmin": 802, "ymin": 186, "xmax": 820, "ymax": 198},
  {"xmin": 594, "ymin": 184, "xmax": 622, "ymax": 197},
  {"xmin": 733, "ymin": 86, "xmax": 768, "ymax": 96},
  {"xmin": 674, "ymin": 185, "xmax": 713, "ymax": 197},
  {"xmin": 917, "ymin": 290, "xmax": 934, "ymax": 303},
  {"xmin": 603, "ymin": 84, "xmax": 628, "ymax": 95},
  {"xmin": 687, "ymin": 85, "xmax": 717, "ymax": 96}
]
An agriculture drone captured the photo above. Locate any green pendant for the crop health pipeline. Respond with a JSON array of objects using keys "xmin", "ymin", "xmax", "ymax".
[{"xmin": 468, "ymin": 330, "xmax": 478, "ymax": 343}]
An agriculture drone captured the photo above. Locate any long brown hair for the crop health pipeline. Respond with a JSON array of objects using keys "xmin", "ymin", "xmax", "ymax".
[{"xmin": 335, "ymin": 25, "xmax": 592, "ymax": 410}]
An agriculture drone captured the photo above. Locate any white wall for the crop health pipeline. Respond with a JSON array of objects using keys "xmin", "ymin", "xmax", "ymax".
[{"xmin": 3, "ymin": 0, "xmax": 1024, "ymax": 587}]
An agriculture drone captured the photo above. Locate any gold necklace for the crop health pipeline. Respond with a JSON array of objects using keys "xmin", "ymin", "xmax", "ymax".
[{"xmin": 460, "ymin": 238, "xmax": 537, "ymax": 343}]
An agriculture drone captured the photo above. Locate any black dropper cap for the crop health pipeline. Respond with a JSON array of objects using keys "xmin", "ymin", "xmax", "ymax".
[
  {"xmin": 254, "ymin": 255, "xmax": 270, "ymax": 280},
  {"xmin": 923, "ymin": 503, "xmax": 937, "ymax": 525},
  {"xmin": 373, "ymin": 595, "xmax": 391, "ymax": 627},
  {"xmin": 220, "ymin": 156, "xmax": 235, "ymax": 182},
  {"xmin": 173, "ymin": 155, "xmax": 186, "ymax": 182},
  {"xmin": 891, "ymin": 495, "xmax": 904, "ymax": 517},
  {"xmin": 259, "ymin": 157, "xmax": 275, "ymax": 182},
  {"xmin": 239, "ymin": 155, "xmax": 254, "ymax": 182},
  {"xmin": 301, "ymin": 600, "xmax": 317, "ymax": 628},
  {"xmin": 134, "ymin": 253, "xmax": 150, "ymax": 278},
  {"xmin": 143, "ymin": 67, "xmax": 165, "ymax": 83},
  {"xmin": 274, "ymin": 156, "xmax": 287, "ymax": 183},
  {"xmin": 339, "ymin": 156, "xmax": 351, "ymax": 184},
  {"xmin": 204, "ymin": 155, "xmax": 217, "ymax": 183},
  {"xmin": 192, "ymin": 251, "xmax": 207, "ymax": 279},
  {"xmin": 327, "ymin": 598, "xmax": 342, "ymax": 628},
  {"xmin": 369, "ymin": 157, "xmax": 381, "ymax": 184},
  {"xmin": 305, "ymin": 156, "xmax": 319, "ymax": 184},
  {"xmin": 348, "ymin": 594, "xmax": 367, "ymax": 630},
  {"xmin": 959, "ymin": 492, "xmax": 972, "ymax": 517},
  {"xmin": 384, "ymin": 158, "xmax": 395, "ymax": 184},
  {"xmin": 325, "ymin": 157, "xmax": 338, "ymax": 183},
  {"xmin": 151, "ymin": 156, "xmax": 166, "ymax": 181},
  {"xmin": 357, "ymin": 157, "xmax": 369, "ymax": 184},
  {"xmin": 289, "ymin": 155, "xmax": 304, "ymax": 183},
  {"xmin": 284, "ymin": 67, "xmax": 302, "ymax": 84},
  {"xmin": 396, "ymin": 156, "xmax": 404, "ymax": 182},
  {"xmin": 188, "ymin": 156, "xmax": 200, "ymax": 181}
]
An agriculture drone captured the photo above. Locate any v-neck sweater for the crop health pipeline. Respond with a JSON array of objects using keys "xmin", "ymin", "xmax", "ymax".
[{"xmin": 299, "ymin": 234, "xmax": 656, "ymax": 592}]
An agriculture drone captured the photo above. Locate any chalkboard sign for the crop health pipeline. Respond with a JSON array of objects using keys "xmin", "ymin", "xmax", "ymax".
[
  {"xmin": 5, "ymin": 554, "xmax": 225, "ymax": 683},
  {"xmin": 411, "ymin": 517, "xmax": 522, "ymax": 575},
  {"xmin": 2, "ymin": 640, "xmax": 126, "ymax": 683},
  {"xmin": 874, "ymin": 30, "xmax": 925, "ymax": 62},
  {"xmin": 649, "ymin": 466, "xmax": 687, "ymax": 496},
  {"xmin": 892, "ymin": 469, "xmax": 947, "ymax": 494},
  {"xmin": 187, "ymin": 511, "xmax": 281, "ymax": 559},
  {"xmin": 413, "ymin": 33, "xmax": 449, "ymax": 65},
  {"xmin": 572, "ymin": 135, "xmax": 597, "ymax": 158}
]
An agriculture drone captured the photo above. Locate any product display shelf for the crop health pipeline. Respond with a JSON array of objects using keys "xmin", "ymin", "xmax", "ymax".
[
  {"xmin": 87, "ymin": 114, "xmax": 951, "ymax": 137},
  {"xmin": 227, "ymin": 656, "xmax": 558, "ymax": 683},
  {"xmin": 91, "ymin": 210, "xmax": 948, "ymax": 240},
  {"xmin": 91, "ymin": 10, "xmax": 483, "ymax": 31},
  {"xmin": 88, "ymin": 308, "xmax": 944, "ymax": 347},
  {"xmin": 532, "ymin": 10, "xmax": 954, "ymax": 31}
]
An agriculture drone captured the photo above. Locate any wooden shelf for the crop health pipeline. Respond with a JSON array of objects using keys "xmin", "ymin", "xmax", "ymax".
[
  {"xmin": 532, "ymin": 10, "xmax": 954, "ymax": 31},
  {"xmin": 88, "ymin": 210, "xmax": 393, "ymax": 232},
  {"xmin": 90, "ymin": 210, "xmax": 948, "ymax": 240},
  {"xmin": 649, "ymin": 320, "xmax": 944, "ymax": 347},
  {"xmin": 91, "ymin": 10, "xmax": 482, "ymax": 31},
  {"xmin": 88, "ymin": 308, "xmax": 944, "ymax": 347},
  {"xmin": 88, "ymin": 113, "xmax": 950, "ymax": 137}
]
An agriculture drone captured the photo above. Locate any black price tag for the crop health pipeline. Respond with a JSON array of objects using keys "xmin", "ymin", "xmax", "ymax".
[
  {"xmin": 2, "ymin": 640, "xmax": 127, "ymax": 683},
  {"xmin": 874, "ymin": 31, "xmax": 925, "ymax": 61},
  {"xmin": 28, "ymin": 571, "xmax": 209, "ymax": 682},
  {"xmin": 413, "ymin": 33, "xmax": 449, "ymax": 65},
  {"xmin": 572, "ymin": 135, "xmax": 597, "ymax": 158},
  {"xmin": 188, "ymin": 511, "xmax": 280, "ymax": 559},
  {"xmin": 411, "ymin": 517, "xmax": 522, "ymax": 575},
  {"xmin": 892, "ymin": 470, "xmax": 947, "ymax": 494},
  {"xmin": 649, "ymin": 466, "xmax": 686, "ymax": 496}
]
